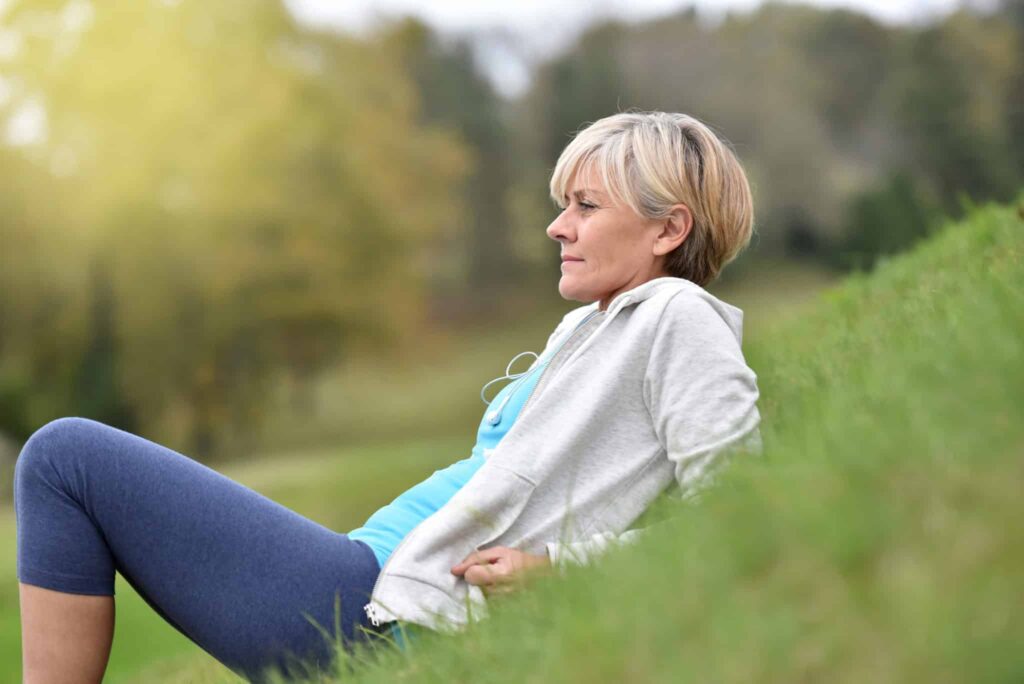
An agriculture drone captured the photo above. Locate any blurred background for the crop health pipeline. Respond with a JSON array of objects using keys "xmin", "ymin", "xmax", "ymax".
[
  {"xmin": 0, "ymin": 0, "xmax": 1022, "ymax": 678},
  {"xmin": 1, "ymin": 0, "xmax": 1022, "ymax": 463}
]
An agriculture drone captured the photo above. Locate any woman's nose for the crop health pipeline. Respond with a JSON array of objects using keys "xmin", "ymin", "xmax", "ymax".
[{"xmin": 546, "ymin": 209, "xmax": 573, "ymax": 242}]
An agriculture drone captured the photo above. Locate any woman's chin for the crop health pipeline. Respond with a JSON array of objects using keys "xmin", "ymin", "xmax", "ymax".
[{"xmin": 557, "ymin": 280, "xmax": 595, "ymax": 304}]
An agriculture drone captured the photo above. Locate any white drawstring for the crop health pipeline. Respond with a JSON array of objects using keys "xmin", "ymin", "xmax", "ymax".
[
  {"xmin": 479, "ymin": 306, "xmax": 608, "ymax": 411},
  {"xmin": 479, "ymin": 350, "xmax": 540, "ymax": 406},
  {"xmin": 477, "ymin": 300, "xmax": 619, "ymax": 425}
]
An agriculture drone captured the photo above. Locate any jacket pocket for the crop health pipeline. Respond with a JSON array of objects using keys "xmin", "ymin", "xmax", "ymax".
[{"xmin": 458, "ymin": 463, "xmax": 537, "ymax": 551}]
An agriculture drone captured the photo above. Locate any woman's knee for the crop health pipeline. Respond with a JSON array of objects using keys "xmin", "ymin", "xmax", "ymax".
[{"xmin": 15, "ymin": 417, "xmax": 109, "ymax": 488}]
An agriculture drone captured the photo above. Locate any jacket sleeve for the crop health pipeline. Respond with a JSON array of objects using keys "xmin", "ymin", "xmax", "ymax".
[
  {"xmin": 643, "ymin": 292, "xmax": 761, "ymax": 496},
  {"xmin": 544, "ymin": 529, "xmax": 647, "ymax": 568},
  {"xmin": 544, "ymin": 293, "xmax": 762, "ymax": 569}
]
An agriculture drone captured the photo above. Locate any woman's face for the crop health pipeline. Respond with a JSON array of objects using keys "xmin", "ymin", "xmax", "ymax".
[{"xmin": 546, "ymin": 166, "xmax": 667, "ymax": 310}]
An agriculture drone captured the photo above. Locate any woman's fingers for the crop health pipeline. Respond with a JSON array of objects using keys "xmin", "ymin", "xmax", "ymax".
[
  {"xmin": 463, "ymin": 563, "xmax": 499, "ymax": 586},
  {"xmin": 451, "ymin": 546, "xmax": 508, "ymax": 575},
  {"xmin": 455, "ymin": 547, "xmax": 545, "ymax": 597},
  {"xmin": 466, "ymin": 559, "xmax": 520, "ymax": 586}
]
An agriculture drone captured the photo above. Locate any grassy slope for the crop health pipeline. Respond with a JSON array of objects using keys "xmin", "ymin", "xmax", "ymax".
[{"xmin": 322, "ymin": 200, "xmax": 1023, "ymax": 683}]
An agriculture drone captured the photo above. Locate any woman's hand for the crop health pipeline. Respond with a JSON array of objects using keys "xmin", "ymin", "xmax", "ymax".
[{"xmin": 451, "ymin": 546, "xmax": 551, "ymax": 595}]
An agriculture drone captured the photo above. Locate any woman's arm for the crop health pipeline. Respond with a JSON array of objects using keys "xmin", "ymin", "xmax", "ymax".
[{"xmin": 644, "ymin": 292, "xmax": 762, "ymax": 496}]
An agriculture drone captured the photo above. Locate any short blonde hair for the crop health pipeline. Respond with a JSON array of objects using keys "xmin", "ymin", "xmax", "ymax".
[{"xmin": 549, "ymin": 111, "xmax": 754, "ymax": 287}]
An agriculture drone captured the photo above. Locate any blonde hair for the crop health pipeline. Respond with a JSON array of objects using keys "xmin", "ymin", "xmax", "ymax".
[{"xmin": 549, "ymin": 111, "xmax": 754, "ymax": 287}]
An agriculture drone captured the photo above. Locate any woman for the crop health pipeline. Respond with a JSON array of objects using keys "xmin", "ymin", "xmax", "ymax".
[{"xmin": 14, "ymin": 110, "xmax": 760, "ymax": 682}]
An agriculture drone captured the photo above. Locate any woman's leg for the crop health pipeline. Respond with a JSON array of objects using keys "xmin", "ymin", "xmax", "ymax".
[
  {"xmin": 14, "ymin": 417, "xmax": 384, "ymax": 682},
  {"xmin": 19, "ymin": 585, "xmax": 113, "ymax": 684}
]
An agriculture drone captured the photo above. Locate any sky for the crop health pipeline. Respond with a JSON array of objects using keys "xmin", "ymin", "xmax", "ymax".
[{"xmin": 285, "ymin": 0, "xmax": 996, "ymax": 97}]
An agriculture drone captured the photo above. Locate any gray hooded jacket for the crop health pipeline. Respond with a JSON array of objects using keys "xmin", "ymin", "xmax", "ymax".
[{"xmin": 364, "ymin": 277, "xmax": 762, "ymax": 630}]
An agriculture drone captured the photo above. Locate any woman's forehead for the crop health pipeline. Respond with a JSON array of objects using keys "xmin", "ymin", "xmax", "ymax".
[{"xmin": 567, "ymin": 164, "xmax": 609, "ymax": 197}]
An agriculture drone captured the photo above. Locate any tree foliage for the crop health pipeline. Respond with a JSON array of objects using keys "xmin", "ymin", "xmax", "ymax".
[
  {"xmin": 381, "ymin": 19, "xmax": 519, "ymax": 297},
  {"xmin": 0, "ymin": 0, "xmax": 467, "ymax": 453}
]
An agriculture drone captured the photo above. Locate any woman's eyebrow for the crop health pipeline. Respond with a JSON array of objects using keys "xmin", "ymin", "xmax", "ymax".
[{"xmin": 572, "ymin": 189, "xmax": 607, "ymax": 200}]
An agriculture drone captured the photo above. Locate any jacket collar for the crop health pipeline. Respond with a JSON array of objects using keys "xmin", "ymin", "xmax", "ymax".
[{"xmin": 591, "ymin": 276, "xmax": 745, "ymax": 345}]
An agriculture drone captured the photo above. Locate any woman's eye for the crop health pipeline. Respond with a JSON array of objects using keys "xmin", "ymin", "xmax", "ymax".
[{"xmin": 579, "ymin": 201, "xmax": 596, "ymax": 211}]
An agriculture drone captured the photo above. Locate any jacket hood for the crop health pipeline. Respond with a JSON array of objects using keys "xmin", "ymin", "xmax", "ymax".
[{"xmin": 597, "ymin": 277, "xmax": 745, "ymax": 345}]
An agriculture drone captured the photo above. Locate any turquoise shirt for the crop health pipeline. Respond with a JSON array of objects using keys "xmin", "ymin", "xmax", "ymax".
[
  {"xmin": 348, "ymin": 353, "xmax": 547, "ymax": 568},
  {"xmin": 348, "ymin": 353, "xmax": 550, "ymax": 649}
]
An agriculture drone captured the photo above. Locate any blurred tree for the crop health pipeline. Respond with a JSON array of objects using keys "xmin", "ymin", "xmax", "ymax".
[
  {"xmin": 795, "ymin": 10, "xmax": 893, "ymax": 154},
  {"xmin": 892, "ymin": 12, "xmax": 1021, "ymax": 210},
  {"xmin": 70, "ymin": 256, "xmax": 137, "ymax": 432},
  {"xmin": 534, "ymin": 21, "xmax": 629, "ymax": 167},
  {"xmin": 835, "ymin": 171, "xmax": 940, "ymax": 270},
  {"xmin": 0, "ymin": 145, "xmax": 90, "ymax": 440},
  {"xmin": 0, "ymin": 0, "xmax": 467, "ymax": 455},
  {"xmin": 1000, "ymin": 0, "xmax": 1024, "ymax": 180},
  {"xmin": 384, "ymin": 19, "xmax": 519, "ymax": 297}
]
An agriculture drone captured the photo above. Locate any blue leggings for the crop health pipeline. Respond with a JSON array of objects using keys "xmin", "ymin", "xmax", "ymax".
[{"xmin": 14, "ymin": 417, "xmax": 386, "ymax": 681}]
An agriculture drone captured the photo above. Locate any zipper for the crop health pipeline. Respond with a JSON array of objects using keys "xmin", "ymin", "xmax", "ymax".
[
  {"xmin": 518, "ymin": 293, "xmax": 634, "ymax": 417},
  {"xmin": 516, "ymin": 309, "xmax": 602, "ymax": 417},
  {"xmin": 483, "ymin": 309, "xmax": 602, "ymax": 427},
  {"xmin": 364, "ymin": 498, "xmax": 429, "ymax": 626},
  {"xmin": 364, "ymin": 602, "xmax": 384, "ymax": 627},
  {"xmin": 485, "ymin": 363, "xmax": 538, "ymax": 426},
  {"xmin": 558, "ymin": 295, "xmax": 633, "ymax": 372}
]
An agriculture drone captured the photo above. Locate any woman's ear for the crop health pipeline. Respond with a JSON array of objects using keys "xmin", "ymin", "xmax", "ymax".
[{"xmin": 652, "ymin": 203, "xmax": 693, "ymax": 256}]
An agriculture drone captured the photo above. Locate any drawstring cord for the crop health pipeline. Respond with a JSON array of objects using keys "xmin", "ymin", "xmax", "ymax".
[
  {"xmin": 478, "ymin": 305, "xmax": 611, "ymax": 425},
  {"xmin": 479, "ymin": 350, "xmax": 540, "ymax": 426},
  {"xmin": 479, "ymin": 351, "xmax": 539, "ymax": 406}
]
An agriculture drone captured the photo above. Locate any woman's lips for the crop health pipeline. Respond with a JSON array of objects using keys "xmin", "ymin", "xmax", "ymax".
[{"xmin": 560, "ymin": 256, "xmax": 583, "ymax": 270}]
